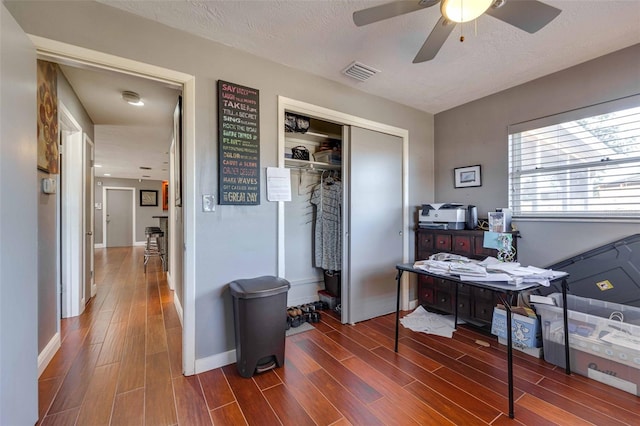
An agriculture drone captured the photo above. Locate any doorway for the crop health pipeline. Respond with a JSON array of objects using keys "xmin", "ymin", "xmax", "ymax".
[
  {"xmin": 33, "ymin": 37, "xmax": 196, "ymax": 374},
  {"xmin": 59, "ymin": 102, "xmax": 86, "ymax": 318}
]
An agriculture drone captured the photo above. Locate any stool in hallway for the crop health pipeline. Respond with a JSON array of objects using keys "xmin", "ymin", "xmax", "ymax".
[{"xmin": 144, "ymin": 226, "xmax": 166, "ymax": 273}]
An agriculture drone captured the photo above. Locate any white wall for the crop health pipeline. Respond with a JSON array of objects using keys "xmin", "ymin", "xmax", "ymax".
[
  {"xmin": 6, "ymin": 1, "xmax": 434, "ymax": 370},
  {"xmin": 0, "ymin": 3, "xmax": 38, "ymax": 424},
  {"xmin": 434, "ymin": 44, "xmax": 640, "ymax": 267}
]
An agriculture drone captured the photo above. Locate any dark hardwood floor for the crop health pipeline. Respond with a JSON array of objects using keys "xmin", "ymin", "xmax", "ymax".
[{"xmin": 37, "ymin": 247, "xmax": 639, "ymax": 425}]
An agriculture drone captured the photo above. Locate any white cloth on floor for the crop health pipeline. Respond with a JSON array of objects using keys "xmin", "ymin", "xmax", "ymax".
[{"xmin": 400, "ymin": 306, "xmax": 458, "ymax": 338}]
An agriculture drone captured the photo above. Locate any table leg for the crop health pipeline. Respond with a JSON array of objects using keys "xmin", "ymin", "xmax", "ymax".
[
  {"xmin": 395, "ymin": 269, "xmax": 403, "ymax": 352},
  {"xmin": 454, "ymin": 283, "xmax": 459, "ymax": 329},
  {"xmin": 498, "ymin": 292, "xmax": 515, "ymax": 418},
  {"xmin": 562, "ymin": 278, "xmax": 571, "ymax": 374}
]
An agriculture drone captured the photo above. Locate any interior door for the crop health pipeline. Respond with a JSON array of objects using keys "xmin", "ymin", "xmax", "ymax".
[
  {"xmin": 106, "ymin": 189, "xmax": 133, "ymax": 247},
  {"xmin": 346, "ymin": 126, "xmax": 403, "ymax": 324},
  {"xmin": 84, "ymin": 136, "xmax": 95, "ymax": 298}
]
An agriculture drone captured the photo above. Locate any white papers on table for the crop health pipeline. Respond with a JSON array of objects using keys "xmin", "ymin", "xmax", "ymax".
[
  {"xmin": 414, "ymin": 254, "xmax": 567, "ymax": 286},
  {"xmin": 266, "ymin": 167, "xmax": 291, "ymax": 201}
]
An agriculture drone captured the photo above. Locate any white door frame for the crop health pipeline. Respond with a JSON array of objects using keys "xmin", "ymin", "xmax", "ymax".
[
  {"xmin": 84, "ymin": 135, "xmax": 96, "ymax": 297},
  {"xmin": 102, "ymin": 187, "xmax": 136, "ymax": 247},
  {"xmin": 31, "ymin": 36, "xmax": 197, "ymax": 375},
  {"xmin": 276, "ymin": 96, "xmax": 410, "ymax": 318},
  {"xmin": 59, "ymin": 101, "xmax": 85, "ymax": 318}
]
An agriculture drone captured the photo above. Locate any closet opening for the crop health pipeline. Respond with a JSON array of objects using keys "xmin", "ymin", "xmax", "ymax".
[
  {"xmin": 277, "ymin": 96, "xmax": 411, "ymax": 326},
  {"xmin": 283, "ymin": 114, "xmax": 345, "ymax": 319}
]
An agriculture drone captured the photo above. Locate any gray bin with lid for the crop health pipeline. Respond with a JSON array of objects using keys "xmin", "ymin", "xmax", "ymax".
[{"xmin": 229, "ymin": 276, "xmax": 290, "ymax": 378}]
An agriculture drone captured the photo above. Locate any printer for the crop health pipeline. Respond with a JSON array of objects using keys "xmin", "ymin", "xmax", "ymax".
[{"xmin": 419, "ymin": 203, "xmax": 467, "ymax": 230}]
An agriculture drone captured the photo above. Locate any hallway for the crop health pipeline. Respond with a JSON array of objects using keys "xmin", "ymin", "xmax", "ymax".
[{"xmin": 37, "ymin": 248, "xmax": 640, "ymax": 425}]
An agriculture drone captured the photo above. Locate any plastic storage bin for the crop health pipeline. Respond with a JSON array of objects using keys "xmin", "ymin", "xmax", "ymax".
[
  {"xmin": 229, "ymin": 276, "xmax": 290, "ymax": 378},
  {"xmin": 534, "ymin": 293, "xmax": 640, "ymax": 396},
  {"xmin": 313, "ymin": 149, "xmax": 341, "ymax": 165}
]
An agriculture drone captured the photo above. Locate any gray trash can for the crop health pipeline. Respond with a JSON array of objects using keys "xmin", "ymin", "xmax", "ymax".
[{"xmin": 229, "ymin": 276, "xmax": 290, "ymax": 378}]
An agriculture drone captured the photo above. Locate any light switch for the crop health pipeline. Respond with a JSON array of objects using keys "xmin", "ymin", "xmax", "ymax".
[{"xmin": 42, "ymin": 178, "xmax": 57, "ymax": 194}]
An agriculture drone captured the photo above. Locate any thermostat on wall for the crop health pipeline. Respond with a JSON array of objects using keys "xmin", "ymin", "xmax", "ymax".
[{"xmin": 42, "ymin": 178, "xmax": 57, "ymax": 194}]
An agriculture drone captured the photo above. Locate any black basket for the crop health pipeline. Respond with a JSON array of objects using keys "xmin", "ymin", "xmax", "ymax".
[{"xmin": 291, "ymin": 146, "xmax": 310, "ymax": 161}]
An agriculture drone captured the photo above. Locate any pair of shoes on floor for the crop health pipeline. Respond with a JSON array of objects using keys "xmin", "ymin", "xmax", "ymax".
[
  {"xmin": 287, "ymin": 304, "xmax": 322, "ymax": 327},
  {"xmin": 287, "ymin": 306, "xmax": 304, "ymax": 328}
]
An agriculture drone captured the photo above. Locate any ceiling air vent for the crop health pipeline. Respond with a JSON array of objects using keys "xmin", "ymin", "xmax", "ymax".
[{"xmin": 342, "ymin": 61, "xmax": 380, "ymax": 82}]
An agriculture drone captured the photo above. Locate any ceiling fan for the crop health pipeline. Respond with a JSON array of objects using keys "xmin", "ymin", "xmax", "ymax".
[{"xmin": 353, "ymin": 0, "xmax": 561, "ymax": 63}]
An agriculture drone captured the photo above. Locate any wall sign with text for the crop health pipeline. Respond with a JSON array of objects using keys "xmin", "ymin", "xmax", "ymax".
[{"xmin": 217, "ymin": 80, "xmax": 260, "ymax": 205}]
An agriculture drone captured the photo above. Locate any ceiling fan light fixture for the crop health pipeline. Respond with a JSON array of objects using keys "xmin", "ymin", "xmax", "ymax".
[
  {"xmin": 122, "ymin": 90, "xmax": 144, "ymax": 106},
  {"xmin": 441, "ymin": 0, "xmax": 494, "ymax": 23}
]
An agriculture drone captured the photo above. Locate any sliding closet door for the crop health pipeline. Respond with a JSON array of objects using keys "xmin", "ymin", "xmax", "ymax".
[{"xmin": 347, "ymin": 126, "xmax": 403, "ymax": 324}]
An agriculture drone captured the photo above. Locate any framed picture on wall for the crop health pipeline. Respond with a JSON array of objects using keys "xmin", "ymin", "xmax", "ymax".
[
  {"xmin": 140, "ymin": 190, "xmax": 158, "ymax": 207},
  {"xmin": 454, "ymin": 165, "xmax": 482, "ymax": 188}
]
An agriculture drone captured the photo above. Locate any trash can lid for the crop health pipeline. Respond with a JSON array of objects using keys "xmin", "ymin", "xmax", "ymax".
[{"xmin": 229, "ymin": 276, "xmax": 290, "ymax": 299}]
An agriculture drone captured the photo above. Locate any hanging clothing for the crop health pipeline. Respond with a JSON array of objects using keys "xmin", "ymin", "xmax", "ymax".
[{"xmin": 311, "ymin": 180, "xmax": 342, "ymax": 271}]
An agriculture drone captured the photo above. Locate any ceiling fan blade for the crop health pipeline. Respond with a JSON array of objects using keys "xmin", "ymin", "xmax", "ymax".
[
  {"xmin": 486, "ymin": 0, "xmax": 561, "ymax": 33},
  {"xmin": 413, "ymin": 16, "xmax": 455, "ymax": 63},
  {"xmin": 353, "ymin": 0, "xmax": 439, "ymax": 27}
]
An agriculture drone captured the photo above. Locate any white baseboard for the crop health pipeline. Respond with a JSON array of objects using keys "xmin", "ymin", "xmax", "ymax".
[
  {"xmin": 38, "ymin": 333, "xmax": 61, "ymax": 377},
  {"xmin": 287, "ymin": 277, "xmax": 324, "ymax": 307},
  {"xmin": 94, "ymin": 243, "xmax": 105, "ymax": 249},
  {"xmin": 408, "ymin": 298, "xmax": 418, "ymax": 310},
  {"xmin": 91, "ymin": 282, "xmax": 97, "ymax": 297},
  {"xmin": 134, "ymin": 241, "xmax": 146, "ymax": 246},
  {"xmin": 173, "ymin": 293, "xmax": 183, "ymax": 327},
  {"xmin": 166, "ymin": 271, "xmax": 174, "ymax": 290},
  {"xmin": 194, "ymin": 349, "xmax": 236, "ymax": 374}
]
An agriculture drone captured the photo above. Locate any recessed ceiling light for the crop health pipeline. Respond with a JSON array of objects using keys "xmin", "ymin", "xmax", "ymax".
[
  {"xmin": 122, "ymin": 91, "xmax": 144, "ymax": 106},
  {"xmin": 104, "ymin": 173, "xmax": 111, "ymax": 176},
  {"xmin": 94, "ymin": 164, "xmax": 102, "ymax": 168}
]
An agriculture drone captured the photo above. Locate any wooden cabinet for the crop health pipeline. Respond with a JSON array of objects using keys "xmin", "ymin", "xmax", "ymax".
[{"xmin": 415, "ymin": 228, "xmax": 518, "ymax": 325}]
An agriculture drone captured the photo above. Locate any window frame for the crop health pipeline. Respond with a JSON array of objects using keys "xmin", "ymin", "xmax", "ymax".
[{"xmin": 508, "ymin": 94, "xmax": 640, "ymax": 221}]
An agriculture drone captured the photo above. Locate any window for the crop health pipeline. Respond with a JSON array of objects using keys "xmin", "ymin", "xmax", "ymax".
[{"xmin": 508, "ymin": 95, "xmax": 640, "ymax": 220}]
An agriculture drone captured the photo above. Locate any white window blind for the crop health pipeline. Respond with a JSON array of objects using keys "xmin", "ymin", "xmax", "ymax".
[{"xmin": 508, "ymin": 95, "xmax": 640, "ymax": 219}]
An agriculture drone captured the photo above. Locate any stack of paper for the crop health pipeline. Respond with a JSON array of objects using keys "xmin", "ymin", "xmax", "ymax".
[{"xmin": 414, "ymin": 253, "xmax": 566, "ymax": 286}]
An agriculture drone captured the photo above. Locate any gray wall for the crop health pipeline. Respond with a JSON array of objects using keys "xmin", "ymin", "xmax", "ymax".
[
  {"xmin": 434, "ymin": 44, "xmax": 640, "ymax": 267},
  {"xmin": 1, "ymin": 3, "xmax": 38, "ymax": 423},
  {"xmin": 95, "ymin": 177, "xmax": 166, "ymax": 244},
  {"xmin": 37, "ymin": 65, "xmax": 95, "ymax": 354},
  {"xmin": 58, "ymin": 67, "xmax": 94, "ymax": 141},
  {"xmin": 6, "ymin": 0, "xmax": 434, "ymax": 364}
]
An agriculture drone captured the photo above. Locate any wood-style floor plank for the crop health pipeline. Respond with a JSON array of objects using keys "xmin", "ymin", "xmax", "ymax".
[
  {"xmin": 144, "ymin": 379, "xmax": 177, "ymax": 426},
  {"xmin": 172, "ymin": 375, "xmax": 213, "ymax": 426},
  {"xmin": 221, "ymin": 364, "xmax": 280, "ymax": 425},
  {"xmin": 210, "ymin": 402, "xmax": 248, "ymax": 425},
  {"xmin": 199, "ymin": 368, "xmax": 236, "ymax": 410},
  {"xmin": 39, "ymin": 407, "xmax": 80, "ymax": 426},
  {"xmin": 75, "ymin": 362, "xmax": 120, "ymax": 426},
  {"xmin": 117, "ymin": 331, "xmax": 146, "ymax": 393},
  {"xmin": 111, "ymin": 388, "xmax": 145, "ymax": 426},
  {"xmin": 37, "ymin": 247, "xmax": 640, "ymax": 426},
  {"xmin": 295, "ymin": 338, "xmax": 383, "ymax": 404},
  {"xmin": 275, "ymin": 359, "xmax": 343, "ymax": 425},
  {"xmin": 261, "ymin": 383, "xmax": 316, "ymax": 426}
]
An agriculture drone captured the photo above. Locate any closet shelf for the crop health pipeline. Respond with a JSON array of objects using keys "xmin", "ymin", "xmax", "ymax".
[{"xmin": 285, "ymin": 158, "xmax": 340, "ymax": 171}]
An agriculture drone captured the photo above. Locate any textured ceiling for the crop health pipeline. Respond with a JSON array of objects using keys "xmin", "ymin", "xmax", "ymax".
[
  {"xmin": 62, "ymin": 0, "xmax": 640, "ymax": 180},
  {"xmin": 59, "ymin": 64, "xmax": 181, "ymax": 181},
  {"xmin": 99, "ymin": 0, "xmax": 640, "ymax": 114}
]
